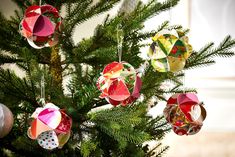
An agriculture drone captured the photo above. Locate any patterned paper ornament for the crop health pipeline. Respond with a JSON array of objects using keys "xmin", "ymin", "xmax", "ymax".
[
  {"xmin": 28, "ymin": 103, "xmax": 72, "ymax": 150},
  {"xmin": 0, "ymin": 103, "xmax": 14, "ymax": 138},
  {"xmin": 148, "ymin": 30, "xmax": 192, "ymax": 72},
  {"xmin": 97, "ymin": 61, "xmax": 142, "ymax": 106},
  {"xmin": 19, "ymin": 5, "xmax": 62, "ymax": 49},
  {"xmin": 163, "ymin": 93, "xmax": 206, "ymax": 136}
]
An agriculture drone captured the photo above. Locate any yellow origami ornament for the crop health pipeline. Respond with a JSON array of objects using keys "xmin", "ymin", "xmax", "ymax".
[{"xmin": 148, "ymin": 30, "xmax": 192, "ymax": 72}]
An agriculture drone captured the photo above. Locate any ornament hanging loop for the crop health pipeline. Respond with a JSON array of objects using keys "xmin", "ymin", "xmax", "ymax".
[
  {"xmin": 168, "ymin": 0, "xmax": 172, "ymax": 23},
  {"xmin": 39, "ymin": 0, "xmax": 42, "ymax": 6},
  {"xmin": 183, "ymin": 70, "xmax": 186, "ymax": 93},
  {"xmin": 41, "ymin": 72, "xmax": 45, "ymax": 100},
  {"xmin": 39, "ymin": 64, "xmax": 46, "ymax": 106},
  {"xmin": 117, "ymin": 24, "xmax": 124, "ymax": 62}
]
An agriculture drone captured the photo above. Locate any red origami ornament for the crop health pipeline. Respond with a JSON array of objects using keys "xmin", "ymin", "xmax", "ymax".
[
  {"xmin": 19, "ymin": 5, "xmax": 62, "ymax": 49},
  {"xmin": 163, "ymin": 93, "xmax": 206, "ymax": 136},
  {"xmin": 97, "ymin": 61, "xmax": 142, "ymax": 106}
]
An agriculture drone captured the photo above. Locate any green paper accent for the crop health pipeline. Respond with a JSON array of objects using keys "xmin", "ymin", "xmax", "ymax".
[
  {"xmin": 157, "ymin": 39, "xmax": 169, "ymax": 55},
  {"xmin": 169, "ymin": 39, "xmax": 186, "ymax": 57},
  {"xmin": 151, "ymin": 58, "xmax": 169, "ymax": 72}
]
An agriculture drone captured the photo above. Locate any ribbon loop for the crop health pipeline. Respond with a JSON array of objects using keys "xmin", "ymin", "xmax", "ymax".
[{"xmin": 117, "ymin": 24, "xmax": 124, "ymax": 62}]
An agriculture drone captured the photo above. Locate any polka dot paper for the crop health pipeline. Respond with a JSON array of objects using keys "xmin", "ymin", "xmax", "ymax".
[{"xmin": 28, "ymin": 103, "xmax": 72, "ymax": 149}]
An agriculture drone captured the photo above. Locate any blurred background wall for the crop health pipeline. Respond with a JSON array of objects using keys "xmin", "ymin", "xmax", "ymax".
[{"xmin": 1, "ymin": 0, "xmax": 235, "ymax": 156}]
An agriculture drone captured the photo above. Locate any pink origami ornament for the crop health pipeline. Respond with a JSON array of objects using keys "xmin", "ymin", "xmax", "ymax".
[
  {"xmin": 97, "ymin": 61, "xmax": 142, "ymax": 106},
  {"xmin": 19, "ymin": 5, "xmax": 62, "ymax": 49},
  {"xmin": 28, "ymin": 103, "xmax": 72, "ymax": 150},
  {"xmin": 163, "ymin": 93, "xmax": 206, "ymax": 136}
]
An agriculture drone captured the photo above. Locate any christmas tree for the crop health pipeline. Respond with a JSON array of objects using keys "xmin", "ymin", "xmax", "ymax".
[{"xmin": 0, "ymin": 0, "xmax": 235, "ymax": 156}]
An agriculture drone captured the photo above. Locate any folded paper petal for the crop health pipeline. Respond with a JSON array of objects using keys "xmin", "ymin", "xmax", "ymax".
[
  {"xmin": 38, "ymin": 108, "xmax": 62, "ymax": 129},
  {"xmin": 108, "ymin": 79, "xmax": 130, "ymax": 101},
  {"xmin": 41, "ymin": 5, "xmax": 59, "ymax": 15},
  {"xmin": 33, "ymin": 16, "xmax": 55, "ymax": 36},
  {"xmin": 132, "ymin": 76, "xmax": 142, "ymax": 98},
  {"xmin": 29, "ymin": 119, "xmax": 53, "ymax": 139},
  {"xmin": 27, "ymin": 38, "xmax": 44, "ymax": 49},
  {"xmin": 172, "ymin": 126, "xmax": 187, "ymax": 136},
  {"xmin": 166, "ymin": 93, "xmax": 179, "ymax": 105},
  {"xmin": 24, "ymin": 15, "xmax": 40, "ymax": 33},
  {"xmin": 25, "ymin": 5, "xmax": 41, "ymax": 15},
  {"xmin": 168, "ymin": 56, "xmax": 186, "ymax": 72},
  {"xmin": 44, "ymin": 103, "xmax": 60, "ymax": 109},
  {"xmin": 178, "ymin": 93, "xmax": 199, "ymax": 105},
  {"xmin": 55, "ymin": 111, "xmax": 72, "ymax": 133},
  {"xmin": 37, "ymin": 130, "xmax": 59, "ymax": 150},
  {"xmin": 31, "ymin": 107, "xmax": 44, "ymax": 118},
  {"xmin": 199, "ymin": 105, "xmax": 207, "ymax": 122},
  {"xmin": 57, "ymin": 131, "xmax": 71, "ymax": 148},
  {"xmin": 103, "ymin": 62, "xmax": 123, "ymax": 78},
  {"xmin": 151, "ymin": 58, "xmax": 169, "ymax": 72},
  {"xmin": 106, "ymin": 98, "xmax": 120, "ymax": 106},
  {"xmin": 187, "ymin": 124, "xmax": 202, "ymax": 135}
]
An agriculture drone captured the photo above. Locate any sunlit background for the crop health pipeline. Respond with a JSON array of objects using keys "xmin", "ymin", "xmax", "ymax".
[{"xmin": 1, "ymin": 0, "xmax": 235, "ymax": 156}]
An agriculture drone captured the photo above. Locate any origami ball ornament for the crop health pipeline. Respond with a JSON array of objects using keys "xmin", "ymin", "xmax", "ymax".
[
  {"xmin": 20, "ymin": 5, "xmax": 62, "ymax": 49},
  {"xmin": 148, "ymin": 30, "xmax": 192, "ymax": 72},
  {"xmin": 97, "ymin": 61, "xmax": 142, "ymax": 106},
  {"xmin": 163, "ymin": 93, "xmax": 206, "ymax": 136},
  {"xmin": 0, "ymin": 103, "xmax": 14, "ymax": 138},
  {"xmin": 28, "ymin": 103, "xmax": 72, "ymax": 150}
]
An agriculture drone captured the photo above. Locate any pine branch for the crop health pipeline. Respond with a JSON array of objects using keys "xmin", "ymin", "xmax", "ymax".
[
  {"xmin": 146, "ymin": 143, "xmax": 162, "ymax": 157},
  {"xmin": 80, "ymin": 140, "xmax": 98, "ymax": 157},
  {"xmin": 155, "ymin": 146, "xmax": 169, "ymax": 157},
  {"xmin": 0, "ymin": 68, "xmax": 38, "ymax": 107},
  {"xmin": 90, "ymin": 105, "xmax": 146, "ymax": 126},
  {"xmin": 144, "ymin": 116, "xmax": 171, "ymax": 140},
  {"xmin": 122, "ymin": 0, "xmax": 180, "ymax": 31},
  {"xmin": 124, "ymin": 21, "xmax": 185, "ymax": 43},
  {"xmin": 0, "ymin": 53, "xmax": 23, "ymax": 65},
  {"xmin": 12, "ymin": 0, "xmax": 29, "ymax": 9},
  {"xmin": 89, "ymin": 105, "xmax": 151, "ymax": 147},
  {"xmin": 186, "ymin": 35, "xmax": 235, "ymax": 69},
  {"xmin": 0, "ymin": 12, "xmax": 25, "ymax": 54},
  {"xmin": 63, "ymin": 0, "xmax": 120, "ymax": 36}
]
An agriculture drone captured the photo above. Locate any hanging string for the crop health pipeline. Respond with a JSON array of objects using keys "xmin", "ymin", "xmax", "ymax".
[
  {"xmin": 39, "ymin": 0, "xmax": 42, "ymax": 6},
  {"xmin": 41, "ymin": 73, "xmax": 45, "ymax": 99},
  {"xmin": 168, "ymin": 0, "xmax": 173, "ymax": 23},
  {"xmin": 40, "ymin": 65, "xmax": 46, "ymax": 105},
  {"xmin": 117, "ymin": 24, "xmax": 124, "ymax": 62},
  {"xmin": 168, "ymin": 1, "xmax": 187, "ymax": 93},
  {"xmin": 183, "ymin": 70, "xmax": 186, "ymax": 93}
]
